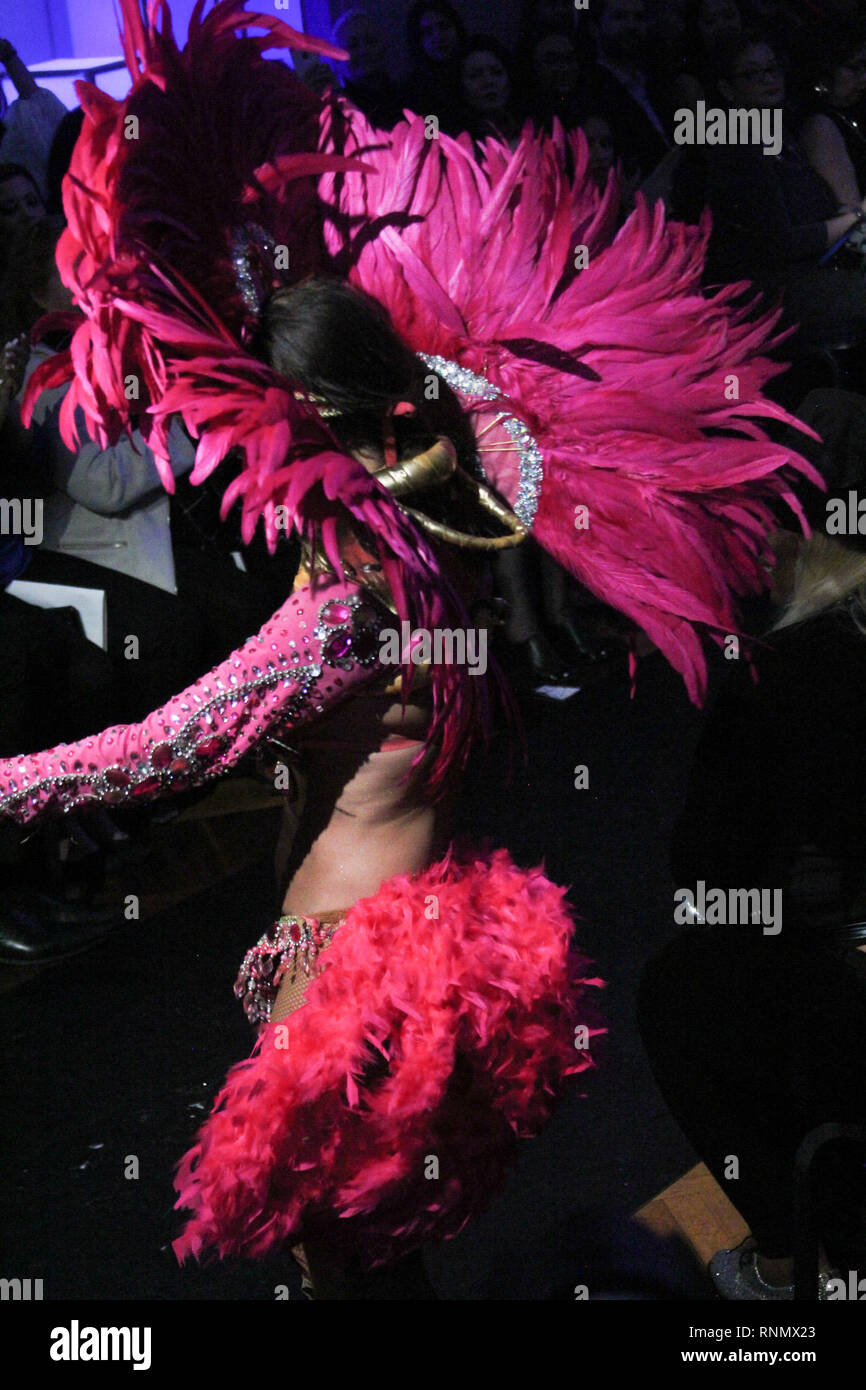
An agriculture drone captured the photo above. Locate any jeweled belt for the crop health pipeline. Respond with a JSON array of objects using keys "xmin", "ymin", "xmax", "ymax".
[{"xmin": 234, "ymin": 911, "xmax": 344, "ymax": 1025}]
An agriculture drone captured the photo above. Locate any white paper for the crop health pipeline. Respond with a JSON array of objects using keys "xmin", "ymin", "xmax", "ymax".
[{"xmin": 7, "ymin": 580, "xmax": 108, "ymax": 650}]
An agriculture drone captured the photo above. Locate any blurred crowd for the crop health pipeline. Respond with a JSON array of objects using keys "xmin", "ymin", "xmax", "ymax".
[{"xmin": 1, "ymin": 0, "xmax": 866, "ymax": 1297}]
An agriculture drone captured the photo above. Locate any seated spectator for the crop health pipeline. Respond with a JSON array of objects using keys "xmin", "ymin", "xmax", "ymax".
[
  {"xmin": 590, "ymin": 0, "xmax": 672, "ymax": 182},
  {"xmin": 0, "ymin": 318, "xmax": 118, "ymax": 759},
  {"xmin": 459, "ymin": 36, "xmax": 524, "ymax": 151},
  {"xmin": 0, "ymin": 38, "xmax": 66, "ymax": 199},
  {"xmin": 404, "ymin": 1, "xmax": 466, "ymax": 134},
  {"xmin": 638, "ymin": 519, "xmax": 866, "ymax": 1297},
  {"xmin": 669, "ymin": 0, "xmax": 744, "ymax": 106},
  {"xmin": 332, "ymin": 8, "xmax": 407, "ymax": 131},
  {"xmin": 44, "ymin": 106, "xmax": 83, "ymax": 216},
  {"xmin": 518, "ymin": 0, "xmax": 584, "ymax": 45},
  {"xmin": 580, "ymin": 110, "xmax": 619, "ymax": 191},
  {"xmin": 528, "ymin": 28, "xmax": 586, "ymax": 134},
  {"xmin": 798, "ymin": 20, "xmax": 866, "ymax": 210},
  {"xmin": 674, "ymin": 32, "xmax": 866, "ymax": 352},
  {"xmin": 0, "ymin": 162, "xmax": 45, "ymax": 277},
  {"xmin": 6, "ymin": 217, "xmax": 277, "ymax": 722}
]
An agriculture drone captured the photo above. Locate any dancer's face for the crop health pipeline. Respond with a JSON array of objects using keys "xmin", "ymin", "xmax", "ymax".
[{"xmin": 0, "ymin": 175, "xmax": 45, "ymax": 234}]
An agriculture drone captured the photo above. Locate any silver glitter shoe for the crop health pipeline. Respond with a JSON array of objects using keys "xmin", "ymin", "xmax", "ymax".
[{"xmin": 708, "ymin": 1240, "xmax": 794, "ymax": 1300}]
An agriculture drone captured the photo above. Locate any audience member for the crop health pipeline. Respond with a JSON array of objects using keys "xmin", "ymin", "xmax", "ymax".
[
  {"xmin": 0, "ymin": 162, "xmax": 45, "ymax": 278},
  {"xmin": 2, "ymin": 217, "xmax": 276, "ymax": 724},
  {"xmin": 333, "ymin": 8, "xmax": 407, "ymax": 130},
  {"xmin": 638, "ymin": 512, "xmax": 866, "ymax": 1297},
  {"xmin": 673, "ymin": 32, "xmax": 866, "ymax": 356},
  {"xmin": 0, "ymin": 38, "xmax": 66, "ymax": 199},
  {"xmin": 591, "ymin": 0, "xmax": 672, "ymax": 180},
  {"xmin": 670, "ymin": 0, "xmax": 744, "ymax": 106},
  {"xmin": 459, "ymin": 35, "xmax": 524, "ymax": 150},
  {"xmin": 43, "ymin": 106, "xmax": 84, "ymax": 216},
  {"xmin": 799, "ymin": 20, "xmax": 866, "ymax": 209},
  {"xmin": 404, "ymin": 1, "xmax": 466, "ymax": 133},
  {"xmin": 529, "ymin": 28, "xmax": 586, "ymax": 134}
]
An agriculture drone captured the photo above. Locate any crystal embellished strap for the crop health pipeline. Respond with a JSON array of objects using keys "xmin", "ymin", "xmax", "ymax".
[
  {"xmin": 0, "ymin": 579, "xmax": 389, "ymax": 826},
  {"xmin": 417, "ymin": 354, "xmax": 543, "ymax": 530}
]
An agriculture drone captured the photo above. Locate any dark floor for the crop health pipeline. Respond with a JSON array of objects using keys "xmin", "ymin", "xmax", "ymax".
[{"xmin": 0, "ymin": 644, "xmax": 724, "ymax": 1300}]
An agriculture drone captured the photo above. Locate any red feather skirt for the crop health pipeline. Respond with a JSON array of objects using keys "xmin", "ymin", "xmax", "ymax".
[{"xmin": 172, "ymin": 845, "xmax": 603, "ymax": 1269}]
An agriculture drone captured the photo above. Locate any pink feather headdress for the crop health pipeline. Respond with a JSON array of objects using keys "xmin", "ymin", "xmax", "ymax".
[
  {"xmin": 318, "ymin": 99, "xmax": 823, "ymax": 703},
  {"xmin": 21, "ymin": 0, "xmax": 490, "ymax": 790},
  {"xmin": 22, "ymin": 0, "xmax": 823, "ymax": 765}
]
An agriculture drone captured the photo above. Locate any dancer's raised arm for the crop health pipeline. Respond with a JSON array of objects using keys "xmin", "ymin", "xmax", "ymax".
[{"xmin": 0, "ymin": 563, "xmax": 390, "ymax": 827}]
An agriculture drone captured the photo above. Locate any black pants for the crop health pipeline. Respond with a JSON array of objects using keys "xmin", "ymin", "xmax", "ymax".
[
  {"xmin": 0, "ymin": 588, "xmax": 118, "ymax": 757},
  {"xmin": 21, "ymin": 544, "xmax": 279, "ymax": 729},
  {"xmin": 636, "ymin": 926, "xmax": 866, "ymax": 1266}
]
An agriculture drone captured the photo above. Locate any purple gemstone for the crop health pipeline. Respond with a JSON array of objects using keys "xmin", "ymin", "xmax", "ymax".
[
  {"xmin": 320, "ymin": 601, "xmax": 352, "ymax": 626},
  {"xmin": 323, "ymin": 632, "xmax": 352, "ymax": 660},
  {"xmin": 169, "ymin": 757, "xmax": 190, "ymax": 776},
  {"xmin": 105, "ymin": 768, "xmax": 131, "ymax": 788}
]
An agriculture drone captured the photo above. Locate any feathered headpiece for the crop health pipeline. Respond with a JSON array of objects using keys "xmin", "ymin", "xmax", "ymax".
[
  {"xmin": 24, "ymin": 0, "xmax": 821, "ymax": 740},
  {"xmin": 318, "ymin": 100, "xmax": 823, "ymax": 702},
  {"xmin": 22, "ymin": 0, "xmax": 493, "ymax": 790}
]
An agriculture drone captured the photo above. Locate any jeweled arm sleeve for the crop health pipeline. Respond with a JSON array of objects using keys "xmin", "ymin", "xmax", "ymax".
[{"xmin": 0, "ymin": 570, "xmax": 389, "ymax": 825}]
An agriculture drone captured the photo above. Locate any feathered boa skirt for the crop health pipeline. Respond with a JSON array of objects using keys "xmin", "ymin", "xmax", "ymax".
[{"xmin": 173, "ymin": 845, "xmax": 603, "ymax": 1269}]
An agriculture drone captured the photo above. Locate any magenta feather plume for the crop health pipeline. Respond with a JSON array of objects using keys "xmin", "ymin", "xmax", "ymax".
[{"xmin": 319, "ymin": 102, "xmax": 822, "ymax": 701}]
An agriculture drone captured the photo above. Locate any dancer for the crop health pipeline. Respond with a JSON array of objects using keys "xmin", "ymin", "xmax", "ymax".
[{"xmin": 0, "ymin": 0, "xmax": 817, "ymax": 1295}]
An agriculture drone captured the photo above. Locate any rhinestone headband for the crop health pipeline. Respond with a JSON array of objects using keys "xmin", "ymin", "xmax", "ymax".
[{"xmin": 417, "ymin": 355, "xmax": 543, "ymax": 530}]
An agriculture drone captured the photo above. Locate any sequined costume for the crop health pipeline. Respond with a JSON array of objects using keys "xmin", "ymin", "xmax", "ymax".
[{"xmin": 0, "ymin": 0, "xmax": 819, "ymax": 1273}]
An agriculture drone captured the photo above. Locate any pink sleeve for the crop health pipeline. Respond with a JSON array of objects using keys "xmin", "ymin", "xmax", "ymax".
[{"xmin": 0, "ymin": 570, "xmax": 390, "ymax": 826}]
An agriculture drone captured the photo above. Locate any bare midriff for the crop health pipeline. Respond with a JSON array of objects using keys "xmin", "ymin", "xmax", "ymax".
[{"xmin": 276, "ymin": 686, "xmax": 452, "ymax": 918}]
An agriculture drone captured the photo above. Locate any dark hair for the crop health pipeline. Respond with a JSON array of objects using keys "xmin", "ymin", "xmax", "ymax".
[
  {"xmin": 681, "ymin": 0, "xmax": 743, "ymax": 52},
  {"xmin": 800, "ymin": 17, "xmax": 866, "ymax": 88},
  {"xmin": 405, "ymin": 1, "xmax": 466, "ymax": 68},
  {"xmin": 45, "ymin": 107, "xmax": 85, "ymax": 216},
  {"xmin": 0, "ymin": 214, "xmax": 65, "ymax": 341},
  {"xmin": 462, "ymin": 33, "xmax": 515, "ymax": 76},
  {"xmin": 254, "ymin": 276, "xmax": 491, "ymax": 537},
  {"xmin": 0, "ymin": 162, "xmax": 42, "ymax": 194},
  {"xmin": 460, "ymin": 34, "xmax": 522, "ymax": 126},
  {"xmin": 530, "ymin": 24, "xmax": 583, "ymax": 70},
  {"xmin": 712, "ymin": 28, "xmax": 777, "ymax": 84}
]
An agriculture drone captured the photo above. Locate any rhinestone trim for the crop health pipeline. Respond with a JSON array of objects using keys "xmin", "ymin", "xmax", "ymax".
[
  {"xmin": 418, "ymin": 353, "xmax": 544, "ymax": 529},
  {"xmin": 234, "ymin": 913, "xmax": 344, "ymax": 1026},
  {"xmin": 0, "ymin": 593, "xmax": 387, "ymax": 823}
]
